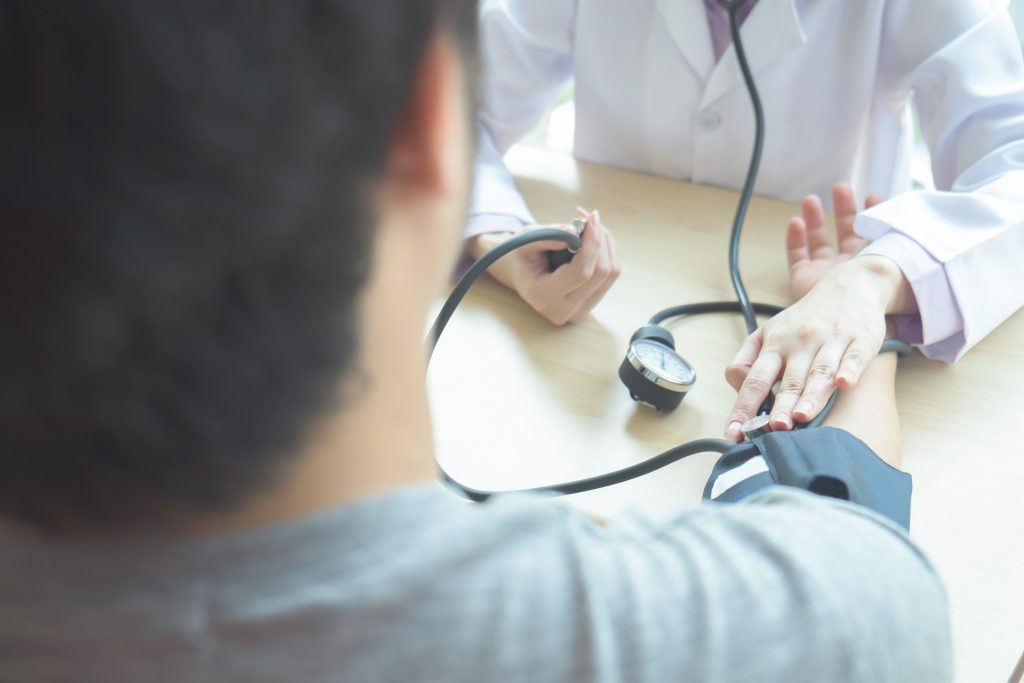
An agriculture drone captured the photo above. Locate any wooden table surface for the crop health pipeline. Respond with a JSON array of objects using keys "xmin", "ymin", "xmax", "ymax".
[{"xmin": 428, "ymin": 146, "xmax": 1024, "ymax": 683}]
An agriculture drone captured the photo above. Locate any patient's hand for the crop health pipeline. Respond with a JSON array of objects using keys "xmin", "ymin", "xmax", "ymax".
[{"xmin": 788, "ymin": 183, "xmax": 882, "ymax": 299}]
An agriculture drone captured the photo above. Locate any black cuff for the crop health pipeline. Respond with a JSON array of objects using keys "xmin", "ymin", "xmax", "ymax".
[{"xmin": 703, "ymin": 427, "xmax": 912, "ymax": 529}]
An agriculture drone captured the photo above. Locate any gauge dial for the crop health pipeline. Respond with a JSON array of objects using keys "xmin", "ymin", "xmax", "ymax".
[{"xmin": 631, "ymin": 338, "xmax": 695, "ymax": 386}]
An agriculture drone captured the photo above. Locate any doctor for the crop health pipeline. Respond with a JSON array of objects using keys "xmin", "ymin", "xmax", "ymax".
[{"xmin": 467, "ymin": 0, "xmax": 1024, "ymax": 440}]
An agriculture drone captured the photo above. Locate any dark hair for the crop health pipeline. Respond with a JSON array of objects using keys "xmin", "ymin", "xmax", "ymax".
[{"xmin": 0, "ymin": 1, "xmax": 477, "ymax": 529}]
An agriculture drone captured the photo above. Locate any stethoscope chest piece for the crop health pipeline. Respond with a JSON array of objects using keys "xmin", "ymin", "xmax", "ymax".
[{"xmin": 618, "ymin": 325, "xmax": 695, "ymax": 412}]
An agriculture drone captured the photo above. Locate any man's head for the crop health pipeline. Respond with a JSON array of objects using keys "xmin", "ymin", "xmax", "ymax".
[{"xmin": 0, "ymin": 1, "xmax": 476, "ymax": 531}]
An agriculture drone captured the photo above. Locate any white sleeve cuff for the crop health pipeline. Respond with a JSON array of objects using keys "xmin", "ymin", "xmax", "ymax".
[{"xmin": 858, "ymin": 232, "xmax": 964, "ymax": 361}]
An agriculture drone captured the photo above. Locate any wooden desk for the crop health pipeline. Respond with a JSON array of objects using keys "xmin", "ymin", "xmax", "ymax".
[{"xmin": 428, "ymin": 146, "xmax": 1024, "ymax": 683}]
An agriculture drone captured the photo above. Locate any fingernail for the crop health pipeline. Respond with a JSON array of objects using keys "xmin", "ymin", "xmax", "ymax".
[
  {"xmin": 576, "ymin": 206, "xmax": 587, "ymax": 217},
  {"xmin": 774, "ymin": 413, "xmax": 793, "ymax": 430},
  {"xmin": 795, "ymin": 401, "xmax": 813, "ymax": 418},
  {"xmin": 726, "ymin": 421, "xmax": 743, "ymax": 439}
]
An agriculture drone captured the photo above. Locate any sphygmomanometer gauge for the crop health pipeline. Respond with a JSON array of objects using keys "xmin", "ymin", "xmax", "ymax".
[{"xmin": 618, "ymin": 326, "xmax": 695, "ymax": 412}]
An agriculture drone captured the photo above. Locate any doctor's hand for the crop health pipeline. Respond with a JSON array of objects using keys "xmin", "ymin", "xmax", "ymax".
[
  {"xmin": 468, "ymin": 209, "xmax": 620, "ymax": 325},
  {"xmin": 722, "ymin": 185, "xmax": 911, "ymax": 441}
]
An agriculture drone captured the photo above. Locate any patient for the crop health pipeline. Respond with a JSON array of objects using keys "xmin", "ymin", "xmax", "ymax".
[{"xmin": 0, "ymin": 2, "xmax": 950, "ymax": 682}]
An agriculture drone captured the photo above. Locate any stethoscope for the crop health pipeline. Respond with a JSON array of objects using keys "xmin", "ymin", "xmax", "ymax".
[{"xmin": 428, "ymin": 0, "xmax": 910, "ymax": 502}]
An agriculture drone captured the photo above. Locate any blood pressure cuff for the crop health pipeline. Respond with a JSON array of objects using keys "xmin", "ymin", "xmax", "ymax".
[{"xmin": 702, "ymin": 427, "xmax": 912, "ymax": 529}]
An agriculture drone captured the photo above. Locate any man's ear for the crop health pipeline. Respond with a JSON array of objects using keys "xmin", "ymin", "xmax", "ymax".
[{"xmin": 386, "ymin": 32, "xmax": 466, "ymax": 199}]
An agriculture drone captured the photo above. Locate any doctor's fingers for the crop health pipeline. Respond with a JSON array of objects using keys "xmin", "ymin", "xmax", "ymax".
[
  {"xmin": 514, "ymin": 222, "xmax": 588, "ymax": 258},
  {"xmin": 525, "ymin": 221, "xmax": 607, "ymax": 325},
  {"xmin": 606, "ymin": 226, "xmax": 621, "ymax": 274},
  {"xmin": 835, "ymin": 337, "xmax": 877, "ymax": 390},
  {"xmin": 724, "ymin": 350, "xmax": 783, "ymax": 441},
  {"xmin": 768, "ymin": 351, "xmax": 821, "ymax": 431},
  {"xmin": 548, "ymin": 214, "xmax": 608, "ymax": 294},
  {"xmin": 791, "ymin": 343, "xmax": 848, "ymax": 424},
  {"xmin": 567, "ymin": 228, "xmax": 621, "ymax": 323},
  {"xmin": 725, "ymin": 329, "xmax": 764, "ymax": 392}
]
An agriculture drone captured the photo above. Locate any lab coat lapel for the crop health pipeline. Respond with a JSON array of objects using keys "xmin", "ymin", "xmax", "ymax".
[
  {"xmin": 655, "ymin": 0, "xmax": 716, "ymax": 84},
  {"xmin": 700, "ymin": 0, "xmax": 806, "ymax": 109}
]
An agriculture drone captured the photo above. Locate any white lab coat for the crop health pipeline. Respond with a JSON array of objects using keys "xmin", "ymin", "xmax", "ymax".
[{"xmin": 471, "ymin": 0, "xmax": 1024, "ymax": 362}]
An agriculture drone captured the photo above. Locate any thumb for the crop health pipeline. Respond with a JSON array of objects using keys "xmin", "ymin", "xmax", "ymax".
[{"xmin": 515, "ymin": 222, "xmax": 584, "ymax": 255}]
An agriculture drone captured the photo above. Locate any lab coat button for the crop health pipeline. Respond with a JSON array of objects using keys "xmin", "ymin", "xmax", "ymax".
[{"xmin": 698, "ymin": 111, "xmax": 722, "ymax": 131}]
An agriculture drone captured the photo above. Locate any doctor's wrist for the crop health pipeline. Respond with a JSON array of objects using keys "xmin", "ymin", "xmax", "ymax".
[
  {"xmin": 466, "ymin": 231, "xmax": 515, "ymax": 260},
  {"xmin": 849, "ymin": 255, "xmax": 918, "ymax": 316},
  {"xmin": 464, "ymin": 231, "xmax": 520, "ymax": 293}
]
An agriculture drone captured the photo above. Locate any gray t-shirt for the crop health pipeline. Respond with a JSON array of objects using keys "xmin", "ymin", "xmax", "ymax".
[{"xmin": 0, "ymin": 485, "xmax": 950, "ymax": 683}]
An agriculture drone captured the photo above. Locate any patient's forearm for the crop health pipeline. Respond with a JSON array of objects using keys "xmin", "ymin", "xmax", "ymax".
[{"xmin": 822, "ymin": 339, "xmax": 901, "ymax": 469}]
